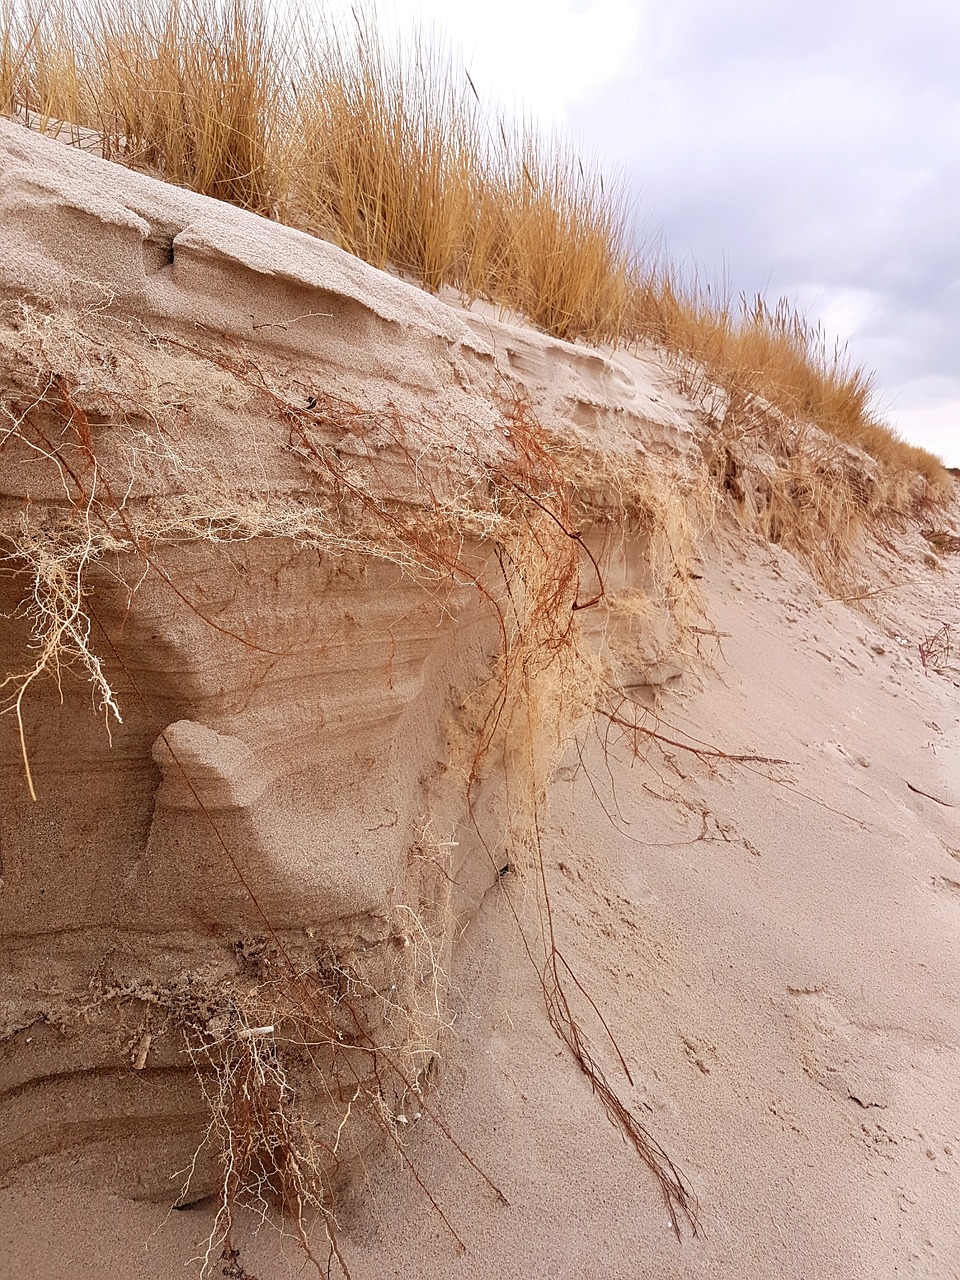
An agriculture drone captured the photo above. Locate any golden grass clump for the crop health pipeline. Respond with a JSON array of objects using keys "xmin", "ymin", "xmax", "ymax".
[
  {"xmin": 2, "ymin": 0, "xmax": 946, "ymax": 515},
  {"xmin": 1, "ymin": 0, "xmax": 637, "ymax": 345},
  {"xmin": 631, "ymin": 276, "xmax": 951, "ymax": 505},
  {"xmin": 290, "ymin": 26, "xmax": 476, "ymax": 290},
  {"xmin": 3, "ymin": 0, "xmax": 285, "ymax": 210}
]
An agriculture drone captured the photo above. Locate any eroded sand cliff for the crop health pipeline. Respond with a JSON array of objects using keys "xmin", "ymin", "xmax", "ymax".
[{"xmin": 1, "ymin": 121, "xmax": 959, "ymax": 1279}]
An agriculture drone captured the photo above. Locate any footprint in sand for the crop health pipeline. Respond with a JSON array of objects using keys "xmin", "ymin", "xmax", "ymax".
[
  {"xmin": 680, "ymin": 1033, "xmax": 718, "ymax": 1076},
  {"xmin": 785, "ymin": 989, "xmax": 960, "ymax": 1179},
  {"xmin": 932, "ymin": 874, "xmax": 960, "ymax": 900},
  {"xmin": 784, "ymin": 987, "xmax": 894, "ymax": 1111}
]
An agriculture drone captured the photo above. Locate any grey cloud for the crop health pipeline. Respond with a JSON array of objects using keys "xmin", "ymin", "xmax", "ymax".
[{"xmin": 569, "ymin": 0, "xmax": 960, "ymax": 460}]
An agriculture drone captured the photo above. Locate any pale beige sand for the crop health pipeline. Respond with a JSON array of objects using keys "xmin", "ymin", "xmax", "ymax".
[
  {"xmin": 346, "ymin": 541, "xmax": 960, "ymax": 1279},
  {"xmin": 1, "ymin": 120, "xmax": 959, "ymax": 1280}
]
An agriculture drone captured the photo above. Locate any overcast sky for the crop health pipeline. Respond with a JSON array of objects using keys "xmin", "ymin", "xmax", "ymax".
[{"xmin": 358, "ymin": 0, "xmax": 959, "ymax": 464}]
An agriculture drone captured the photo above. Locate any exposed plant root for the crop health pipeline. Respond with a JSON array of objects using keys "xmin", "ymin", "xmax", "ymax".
[
  {"xmin": 185, "ymin": 1010, "xmax": 344, "ymax": 1278},
  {"xmin": 919, "ymin": 623, "xmax": 954, "ymax": 675},
  {"xmin": 0, "ymin": 510, "xmax": 122, "ymax": 797},
  {"xmin": 542, "ymin": 956, "xmax": 700, "ymax": 1238}
]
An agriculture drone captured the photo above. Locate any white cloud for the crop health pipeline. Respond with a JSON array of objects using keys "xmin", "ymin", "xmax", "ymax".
[
  {"xmin": 321, "ymin": 0, "xmax": 644, "ymax": 123},
  {"xmin": 883, "ymin": 379, "xmax": 960, "ymax": 467},
  {"xmin": 786, "ymin": 285, "xmax": 885, "ymax": 349},
  {"xmin": 568, "ymin": 0, "xmax": 960, "ymax": 463}
]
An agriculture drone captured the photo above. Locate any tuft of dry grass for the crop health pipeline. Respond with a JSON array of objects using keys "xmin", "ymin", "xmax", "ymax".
[
  {"xmin": 4, "ymin": 0, "xmax": 286, "ymax": 209},
  {"xmin": 290, "ymin": 20, "xmax": 477, "ymax": 294},
  {"xmin": 277, "ymin": 10, "xmax": 639, "ymax": 341},
  {"xmin": 631, "ymin": 274, "xmax": 950, "ymax": 503},
  {"xmin": 628, "ymin": 271, "xmax": 952, "ymax": 582},
  {"xmin": 918, "ymin": 622, "xmax": 954, "ymax": 675},
  {"xmin": 921, "ymin": 526, "xmax": 960, "ymax": 555}
]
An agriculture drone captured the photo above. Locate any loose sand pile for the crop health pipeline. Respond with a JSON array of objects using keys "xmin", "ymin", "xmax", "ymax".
[{"xmin": 1, "ymin": 121, "xmax": 958, "ymax": 1279}]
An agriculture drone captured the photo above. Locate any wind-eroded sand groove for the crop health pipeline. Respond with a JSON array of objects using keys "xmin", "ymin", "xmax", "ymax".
[{"xmin": 1, "ymin": 120, "xmax": 959, "ymax": 1278}]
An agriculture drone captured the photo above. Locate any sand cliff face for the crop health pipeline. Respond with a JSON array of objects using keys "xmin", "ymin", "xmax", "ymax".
[
  {"xmin": 0, "ymin": 121, "xmax": 696, "ymax": 1219},
  {"xmin": 3, "ymin": 121, "xmax": 960, "ymax": 1280}
]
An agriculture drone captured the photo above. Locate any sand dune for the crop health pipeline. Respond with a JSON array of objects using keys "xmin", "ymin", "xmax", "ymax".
[{"xmin": 1, "ymin": 120, "xmax": 959, "ymax": 1279}]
